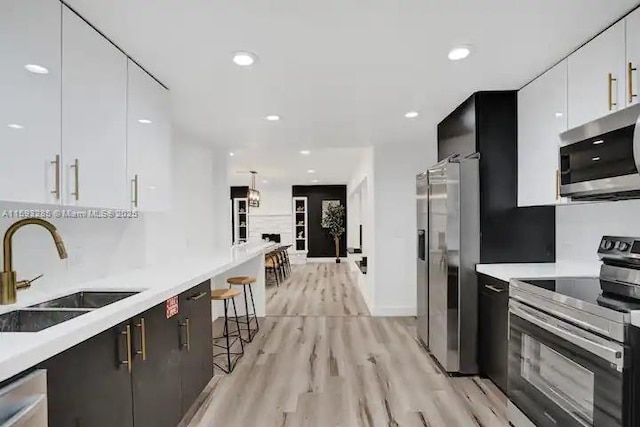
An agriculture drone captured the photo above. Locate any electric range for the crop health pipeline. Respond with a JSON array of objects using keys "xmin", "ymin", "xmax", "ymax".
[{"xmin": 508, "ymin": 236, "xmax": 640, "ymax": 427}]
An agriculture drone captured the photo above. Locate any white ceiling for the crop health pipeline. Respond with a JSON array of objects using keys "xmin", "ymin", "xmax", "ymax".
[
  {"xmin": 66, "ymin": 0, "xmax": 639, "ymax": 151},
  {"xmin": 227, "ymin": 147, "xmax": 367, "ymax": 186}
]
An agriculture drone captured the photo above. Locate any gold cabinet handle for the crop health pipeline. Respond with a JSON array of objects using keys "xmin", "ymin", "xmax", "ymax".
[
  {"xmin": 180, "ymin": 318, "xmax": 191, "ymax": 352},
  {"xmin": 629, "ymin": 62, "xmax": 638, "ymax": 104},
  {"xmin": 120, "ymin": 325, "xmax": 133, "ymax": 373},
  {"xmin": 188, "ymin": 291, "xmax": 208, "ymax": 301},
  {"xmin": 135, "ymin": 317, "xmax": 147, "ymax": 361},
  {"xmin": 50, "ymin": 154, "xmax": 60, "ymax": 200},
  {"xmin": 70, "ymin": 158, "xmax": 79, "ymax": 201},
  {"xmin": 485, "ymin": 284, "xmax": 505, "ymax": 293},
  {"xmin": 609, "ymin": 73, "xmax": 618, "ymax": 111},
  {"xmin": 131, "ymin": 174, "xmax": 139, "ymax": 208}
]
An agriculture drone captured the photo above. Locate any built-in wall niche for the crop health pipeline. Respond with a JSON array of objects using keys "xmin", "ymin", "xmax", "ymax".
[
  {"xmin": 233, "ymin": 198, "xmax": 248, "ymax": 244},
  {"xmin": 293, "ymin": 197, "xmax": 308, "ymax": 252}
]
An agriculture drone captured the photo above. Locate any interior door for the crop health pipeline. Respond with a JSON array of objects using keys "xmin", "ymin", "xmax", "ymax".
[
  {"xmin": 428, "ymin": 162, "xmax": 460, "ymax": 371},
  {"xmin": 416, "ymin": 172, "xmax": 429, "ymax": 346}
]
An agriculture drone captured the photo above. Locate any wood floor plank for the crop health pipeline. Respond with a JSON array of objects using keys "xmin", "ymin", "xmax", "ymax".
[{"xmin": 183, "ymin": 263, "xmax": 507, "ymax": 427}]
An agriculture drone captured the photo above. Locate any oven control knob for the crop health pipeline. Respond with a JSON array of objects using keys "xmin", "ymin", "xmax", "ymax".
[
  {"xmin": 601, "ymin": 240, "xmax": 615, "ymax": 250},
  {"xmin": 618, "ymin": 242, "xmax": 630, "ymax": 251}
]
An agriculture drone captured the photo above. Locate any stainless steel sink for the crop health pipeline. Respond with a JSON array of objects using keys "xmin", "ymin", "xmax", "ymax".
[
  {"xmin": 0, "ymin": 309, "xmax": 88, "ymax": 332},
  {"xmin": 28, "ymin": 291, "xmax": 139, "ymax": 309}
]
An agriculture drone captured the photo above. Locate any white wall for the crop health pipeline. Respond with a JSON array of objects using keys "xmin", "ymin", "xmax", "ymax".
[
  {"xmin": 371, "ymin": 142, "xmax": 436, "ymax": 316},
  {"xmin": 245, "ymin": 183, "xmax": 293, "ymax": 245},
  {"xmin": 0, "ymin": 129, "xmax": 230, "ymax": 295},
  {"xmin": 556, "ymin": 199, "xmax": 640, "ymax": 270}
]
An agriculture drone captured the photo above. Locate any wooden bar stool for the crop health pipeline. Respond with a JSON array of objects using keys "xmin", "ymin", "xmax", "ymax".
[
  {"xmin": 211, "ymin": 288, "xmax": 245, "ymax": 374},
  {"xmin": 265, "ymin": 254, "xmax": 280, "ymax": 287},
  {"xmin": 227, "ymin": 276, "xmax": 259, "ymax": 343}
]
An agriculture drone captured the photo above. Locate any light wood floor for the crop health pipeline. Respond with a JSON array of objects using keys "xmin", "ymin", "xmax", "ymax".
[
  {"xmin": 182, "ymin": 263, "xmax": 508, "ymax": 427},
  {"xmin": 266, "ymin": 263, "xmax": 370, "ymax": 316}
]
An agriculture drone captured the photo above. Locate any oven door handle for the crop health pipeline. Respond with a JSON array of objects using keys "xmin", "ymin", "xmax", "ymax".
[{"xmin": 510, "ymin": 302, "xmax": 624, "ymax": 369}]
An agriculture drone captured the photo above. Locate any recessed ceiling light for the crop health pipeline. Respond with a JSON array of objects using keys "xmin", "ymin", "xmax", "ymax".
[
  {"xmin": 229, "ymin": 152, "xmax": 235, "ymax": 157},
  {"xmin": 448, "ymin": 46, "xmax": 471, "ymax": 61},
  {"xmin": 593, "ymin": 140, "xmax": 604, "ymax": 145},
  {"xmin": 138, "ymin": 119, "xmax": 152, "ymax": 124},
  {"xmin": 592, "ymin": 157, "xmax": 601, "ymax": 161},
  {"xmin": 405, "ymin": 111, "xmax": 419, "ymax": 119},
  {"xmin": 300, "ymin": 150, "xmax": 311, "ymax": 155},
  {"xmin": 262, "ymin": 180, "xmax": 268, "ymax": 184},
  {"xmin": 307, "ymin": 169, "xmax": 316, "ymax": 174},
  {"xmin": 24, "ymin": 64, "xmax": 49, "ymax": 74},
  {"xmin": 311, "ymin": 179, "xmax": 319, "ymax": 183},
  {"xmin": 555, "ymin": 112, "xmax": 563, "ymax": 118},
  {"xmin": 233, "ymin": 52, "xmax": 257, "ymax": 66},
  {"xmin": 7, "ymin": 123, "xmax": 23, "ymax": 129},
  {"xmin": 266, "ymin": 115, "xmax": 280, "ymax": 121}
]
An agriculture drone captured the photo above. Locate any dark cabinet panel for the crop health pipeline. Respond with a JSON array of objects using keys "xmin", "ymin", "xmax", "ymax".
[
  {"xmin": 40, "ymin": 322, "xmax": 133, "ymax": 427},
  {"xmin": 478, "ymin": 274, "xmax": 509, "ymax": 392},
  {"xmin": 131, "ymin": 302, "xmax": 182, "ymax": 427},
  {"xmin": 179, "ymin": 280, "xmax": 214, "ymax": 414}
]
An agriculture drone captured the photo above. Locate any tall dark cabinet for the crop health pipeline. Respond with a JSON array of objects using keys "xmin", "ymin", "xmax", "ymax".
[{"xmin": 438, "ymin": 91, "xmax": 556, "ymax": 263}]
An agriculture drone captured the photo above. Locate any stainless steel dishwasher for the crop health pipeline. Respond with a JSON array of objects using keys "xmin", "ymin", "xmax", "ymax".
[{"xmin": 0, "ymin": 370, "xmax": 47, "ymax": 427}]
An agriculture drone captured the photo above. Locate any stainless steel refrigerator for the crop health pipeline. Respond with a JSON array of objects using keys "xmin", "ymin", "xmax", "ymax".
[{"xmin": 416, "ymin": 154, "xmax": 480, "ymax": 374}]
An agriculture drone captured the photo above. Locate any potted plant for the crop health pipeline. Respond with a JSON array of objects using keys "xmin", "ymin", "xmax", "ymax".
[{"xmin": 321, "ymin": 203, "xmax": 346, "ymax": 263}]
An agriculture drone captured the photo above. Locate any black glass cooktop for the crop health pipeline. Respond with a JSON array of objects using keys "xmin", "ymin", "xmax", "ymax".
[{"xmin": 522, "ymin": 277, "xmax": 640, "ymax": 313}]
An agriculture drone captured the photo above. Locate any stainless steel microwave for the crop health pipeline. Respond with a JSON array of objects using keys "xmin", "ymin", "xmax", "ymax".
[{"xmin": 559, "ymin": 104, "xmax": 640, "ymax": 201}]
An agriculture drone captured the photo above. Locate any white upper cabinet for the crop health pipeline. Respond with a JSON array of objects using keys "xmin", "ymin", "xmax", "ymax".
[
  {"xmin": 626, "ymin": 8, "xmax": 640, "ymax": 106},
  {"xmin": 568, "ymin": 21, "xmax": 626, "ymax": 129},
  {"xmin": 62, "ymin": 6, "xmax": 128, "ymax": 209},
  {"xmin": 0, "ymin": 0, "xmax": 62, "ymax": 204},
  {"xmin": 127, "ymin": 60, "xmax": 171, "ymax": 212},
  {"xmin": 518, "ymin": 60, "xmax": 568, "ymax": 207}
]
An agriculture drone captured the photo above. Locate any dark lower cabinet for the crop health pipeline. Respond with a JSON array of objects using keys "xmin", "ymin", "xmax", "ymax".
[
  {"xmin": 131, "ymin": 303, "xmax": 183, "ymax": 427},
  {"xmin": 179, "ymin": 280, "xmax": 214, "ymax": 413},
  {"xmin": 478, "ymin": 274, "xmax": 509, "ymax": 393},
  {"xmin": 39, "ymin": 280, "xmax": 213, "ymax": 427},
  {"xmin": 40, "ymin": 322, "xmax": 134, "ymax": 427}
]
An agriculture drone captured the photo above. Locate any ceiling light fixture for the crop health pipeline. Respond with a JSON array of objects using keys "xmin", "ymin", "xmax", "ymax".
[
  {"xmin": 233, "ymin": 51, "xmax": 257, "ymax": 67},
  {"xmin": 592, "ymin": 157, "xmax": 601, "ymax": 161},
  {"xmin": 593, "ymin": 140, "xmax": 604, "ymax": 145},
  {"xmin": 7, "ymin": 123, "xmax": 23, "ymax": 129},
  {"xmin": 448, "ymin": 46, "xmax": 471, "ymax": 61},
  {"xmin": 307, "ymin": 169, "xmax": 316, "ymax": 174},
  {"xmin": 405, "ymin": 111, "xmax": 419, "ymax": 119},
  {"xmin": 24, "ymin": 64, "xmax": 49, "ymax": 74},
  {"xmin": 229, "ymin": 152, "xmax": 235, "ymax": 157},
  {"xmin": 300, "ymin": 150, "xmax": 311, "ymax": 155},
  {"xmin": 266, "ymin": 115, "xmax": 280, "ymax": 121},
  {"xmin": 247, "ymin": 171, "xmax": 260, "ymax": 207},
  {"xmin": 311, "ymin": 179, "xmax": 319, "ymax": 183},
  {"xmin": 138, "ymin": 119, "xmax": 152, "ymax": 124},
  {"xmin": 262, "ymin": 180, "xmax": 268, "ymax": 184},
  {"xmin": 555, "ymin": 112, "xmax": 564, "ymax": 118}
]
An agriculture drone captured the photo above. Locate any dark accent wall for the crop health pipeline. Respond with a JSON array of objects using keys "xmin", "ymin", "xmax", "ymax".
[
  {"xmin": 292, "ymin": 185, "xmax": 347, "ymax": 258},
  {"xmin": 438, "ymin": 91, "xmax": 556, "ymax": 263}
]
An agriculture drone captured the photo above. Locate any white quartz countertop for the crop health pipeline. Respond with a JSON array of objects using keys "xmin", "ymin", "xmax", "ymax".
[
  {"xmin": 476, "ymin": 263, "xmax": 600, "ymax": 283},
  {"xmin": 0, "ymin": 242, "xmax": 276, "ymax": 383},
  {"xmin": 477, "ymin": 263, "xmax": 640, "ymax": 327}
]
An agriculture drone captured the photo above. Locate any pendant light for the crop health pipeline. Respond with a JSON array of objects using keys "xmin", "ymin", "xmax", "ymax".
[{"xmin": 248, "ymin": 171, "xmax": 260, "ymax": 207}]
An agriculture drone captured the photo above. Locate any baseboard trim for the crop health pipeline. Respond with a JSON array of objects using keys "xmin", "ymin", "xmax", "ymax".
[
  {"xmin": 373, "ymin": 306, "xmax": 416, "ymax": 317},
  {"xmin": 306, "ymin": 257, "xmax": 347, "ymax": 263}
]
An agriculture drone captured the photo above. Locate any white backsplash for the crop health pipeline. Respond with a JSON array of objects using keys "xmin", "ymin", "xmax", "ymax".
[
  {"xmin": 556, "ymin": 199, "xmax": 640, "ymax": 267},
  {"xmin": 0, "ymin": 136, "xmax": 230, "ymax": 295}
]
